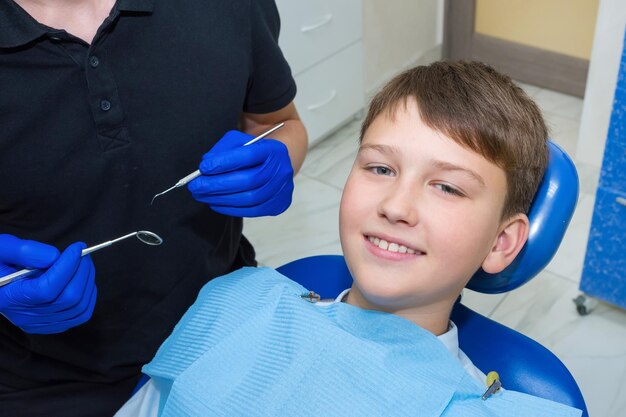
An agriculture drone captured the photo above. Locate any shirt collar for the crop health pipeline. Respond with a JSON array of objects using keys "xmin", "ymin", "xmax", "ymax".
[
  {"xmin": 0, "ymin": 0, "xmax": 154, "ymax": 48},
  {"xmin": 437, "ymin": 320, "xmax": 460, "ymax": 358},
  {"xmin": 0, "ymin": 1, "xmax": 47, "ymax": 48}
]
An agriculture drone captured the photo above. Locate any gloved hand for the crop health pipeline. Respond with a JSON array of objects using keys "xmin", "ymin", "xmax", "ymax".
[
  {"xmin": 0, "ymin": 235, "xmax": 97, "ymax": 334},
  {"xmin": 188, "ymin": 130, "xmax": 294, "ymax": 217}
]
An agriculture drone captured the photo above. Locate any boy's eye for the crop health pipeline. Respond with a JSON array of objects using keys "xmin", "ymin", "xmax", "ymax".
[
  {"xmin": 370, "ymin": 166, "xmax": 394, "ymax": 176},
  {"xmin": 434, "ymin": 183, "xmax": 464, "ymax": 197}
]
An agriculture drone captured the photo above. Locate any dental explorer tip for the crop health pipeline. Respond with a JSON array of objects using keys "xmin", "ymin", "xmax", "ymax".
[{"xmin": 150, "ymin": 184, "xmax": 178, "ymax": 205}]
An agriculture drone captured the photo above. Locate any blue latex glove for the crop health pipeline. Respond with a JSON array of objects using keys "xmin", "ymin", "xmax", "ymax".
[
  {"xmin": 0, "ymin": 235, "xmax": 97, "ymax": 334},
  {"xmin": 188, "ymin": 130, "xmax": 294, "ymax": 217}
]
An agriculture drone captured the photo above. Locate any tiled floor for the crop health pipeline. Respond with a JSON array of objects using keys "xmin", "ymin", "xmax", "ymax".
[{"xmin": 243, "ymin": 83, "xmax": 626, "ymax": 417}]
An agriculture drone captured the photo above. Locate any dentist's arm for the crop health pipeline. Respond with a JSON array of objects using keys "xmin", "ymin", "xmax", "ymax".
[{"xmin": 240, "ymin": 101, "xmax": 308, "ymax": 174}]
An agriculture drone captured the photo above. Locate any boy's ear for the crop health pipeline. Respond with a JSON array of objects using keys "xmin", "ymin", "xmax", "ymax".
[{"xmin": 481, "ymin": 214, "xmax": 530, "ymax": 274}]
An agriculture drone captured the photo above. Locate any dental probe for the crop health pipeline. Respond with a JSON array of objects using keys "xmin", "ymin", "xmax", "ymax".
[{"xmin": 150, "ymin": 122, "xmax": 285, "ymax": 205}]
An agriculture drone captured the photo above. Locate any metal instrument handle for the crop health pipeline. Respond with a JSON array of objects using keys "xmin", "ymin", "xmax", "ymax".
[
  {"xmin": 0, "ymin": 232, "xmax": 139, "ymax": 287},
  {"xmin": 175, "ymin": 122, "xmax": 286, "ymax": 187},
  {"xmin": 177, "ymin": 170, "xmax": 202, "ymax": 187}
]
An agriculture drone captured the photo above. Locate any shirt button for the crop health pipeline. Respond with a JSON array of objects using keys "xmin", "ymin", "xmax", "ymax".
[
  {"xmin": 89, "ymin": 56, "xmax": 100, "ymax": 68},
  {"xmin": 100, "ymin": 100, "xmax": 111, "ymax": 111}
]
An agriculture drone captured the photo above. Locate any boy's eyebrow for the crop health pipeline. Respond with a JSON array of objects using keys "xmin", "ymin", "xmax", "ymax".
[
  {"xmin": 430, "ymin": 160, "xmax": 486, "ymax": 187},
  {"xmin": 358, "ymin": 143, "xmax": 402, "ymax": 156}
]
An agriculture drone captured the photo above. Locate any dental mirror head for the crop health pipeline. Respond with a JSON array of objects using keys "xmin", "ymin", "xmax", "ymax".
[{"xmin": 136, "ymin": 230, "xmax": 163, "ymax": 246}]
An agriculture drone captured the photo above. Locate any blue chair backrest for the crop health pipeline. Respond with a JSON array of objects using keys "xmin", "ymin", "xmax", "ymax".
[
  {"xmin": 467, "ymin": 141, "xmax": 579, "ymax": 293},
  {"xmin": 276, "ymin": 141, "xmax": 588, "ymax": 416}
]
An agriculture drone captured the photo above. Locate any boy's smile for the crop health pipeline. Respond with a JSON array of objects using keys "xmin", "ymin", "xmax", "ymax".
[
  {"xmin": 365, "ymin": 235, "xmax": 424, "ymax": 255},
  {"xmin": 364, "ymin": 233, "xmax": 424, "ymax": 260},
  {"xmin": 340, "ymin": 99, "xmax": 517, "ymax": 334}
]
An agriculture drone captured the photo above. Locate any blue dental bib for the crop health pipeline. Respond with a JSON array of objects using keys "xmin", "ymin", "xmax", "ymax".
[{"xmin": 143, "ymin": 267, "xmax": 581, "ymax": 417}]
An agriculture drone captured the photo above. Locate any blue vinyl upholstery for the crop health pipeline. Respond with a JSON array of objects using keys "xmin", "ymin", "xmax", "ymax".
[{"xmin": 467, "ymin": 141, "xmax": 579, "ymax": 293}]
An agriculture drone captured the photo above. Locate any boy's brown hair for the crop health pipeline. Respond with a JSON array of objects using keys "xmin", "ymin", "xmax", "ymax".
[{"xmin": 360, "ymin": 60, "xmax": 549, "ymax": 220}]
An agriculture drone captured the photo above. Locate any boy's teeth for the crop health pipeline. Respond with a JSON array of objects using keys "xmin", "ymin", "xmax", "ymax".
[{"xmin": 368, "ymin": 236, "xmax": 415, "ymax": 254}]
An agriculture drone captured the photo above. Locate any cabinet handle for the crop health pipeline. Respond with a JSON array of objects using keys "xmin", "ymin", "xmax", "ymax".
[
  {"xmin": 617, "ymin": 196, "xmax": 626, "ymax": 207},
  {"xmin": 307, "ymin": 90, "xmax": 337, "ymax": 111},
  {"xmin": 301, "ymin": 14, "xmax": 333, "ymax": 33}
]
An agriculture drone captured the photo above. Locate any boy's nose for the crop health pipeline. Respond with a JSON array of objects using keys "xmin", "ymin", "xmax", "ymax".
[{"xmin": 377, "ymin": 182, "xmax": 419, "ymax": 226}]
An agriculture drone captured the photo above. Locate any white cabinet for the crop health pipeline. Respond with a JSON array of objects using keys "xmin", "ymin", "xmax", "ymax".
[{"xmin": 276, "ymin": 0, "xmax": 365, "ymax": 147}]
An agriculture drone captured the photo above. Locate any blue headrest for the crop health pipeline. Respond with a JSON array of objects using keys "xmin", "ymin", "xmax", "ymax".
[{"xmin": 466, "ymin": 141, "xmax": 579, "ymax": 294}]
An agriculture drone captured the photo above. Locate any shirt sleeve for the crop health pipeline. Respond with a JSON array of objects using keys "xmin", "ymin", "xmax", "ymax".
[{"xmin": 243, "ymin": 0, "xmax": 297, "ymax": 114}]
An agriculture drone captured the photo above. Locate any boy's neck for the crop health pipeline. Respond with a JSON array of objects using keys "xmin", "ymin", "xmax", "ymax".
[{"xmin": 345, "ymin": 288, "xmax": 454, "ymax": 336}]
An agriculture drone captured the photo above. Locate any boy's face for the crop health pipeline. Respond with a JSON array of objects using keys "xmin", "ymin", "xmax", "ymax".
[{"xmin": 340, "ymin": 100, "xmax": 511, "ymax": 320}]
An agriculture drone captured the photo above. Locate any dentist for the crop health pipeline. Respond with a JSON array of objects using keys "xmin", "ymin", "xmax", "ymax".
[{"xmin": 0, "ymin": 0, "xmax": 306, "ymax": 415}]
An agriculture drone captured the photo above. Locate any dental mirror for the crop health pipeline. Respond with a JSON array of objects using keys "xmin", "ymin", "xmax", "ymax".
[
  {"xmin": 0, "ymin": 230, "xmax": 164, "ymax": 287},
  {"xmin": 136, "ymin": 230, "xmax": 163, "ymax": 246}
]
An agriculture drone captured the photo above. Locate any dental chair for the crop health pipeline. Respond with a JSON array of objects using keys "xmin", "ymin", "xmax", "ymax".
[{"xmin": 276, "ymin": 141, "xmax": 588, "ymax": 416}]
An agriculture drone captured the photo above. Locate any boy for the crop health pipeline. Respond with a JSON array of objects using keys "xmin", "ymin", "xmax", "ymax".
[
  {"xmin": 116, "ymin": 62, "xmax": 580, "ymax": 416},
  {"xmin": 340, "ymin": 60, "xmax": 544, "ymax": 339}
]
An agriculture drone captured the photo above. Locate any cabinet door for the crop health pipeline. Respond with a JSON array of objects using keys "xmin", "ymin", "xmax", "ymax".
[
  {"xmin": 276, "ymin": 0, "xmax": 362, "ymax": 75},
  {"xmin": 580, "ymin": 186, "xmax": 626, "ymax": 309},
  {"xmin": 293, "ymin": 43, "xmax": 364, "ymax": 146}
]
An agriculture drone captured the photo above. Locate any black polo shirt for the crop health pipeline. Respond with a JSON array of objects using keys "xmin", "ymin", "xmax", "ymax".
[{"xmin": 0, "ymin": 0, "xmax": 296, "ymax": 415}]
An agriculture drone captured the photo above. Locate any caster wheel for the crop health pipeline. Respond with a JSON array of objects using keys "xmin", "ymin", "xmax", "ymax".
[{"xmin": 573, "ymin": 294, "xmax": 598, "ymax": 316}]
